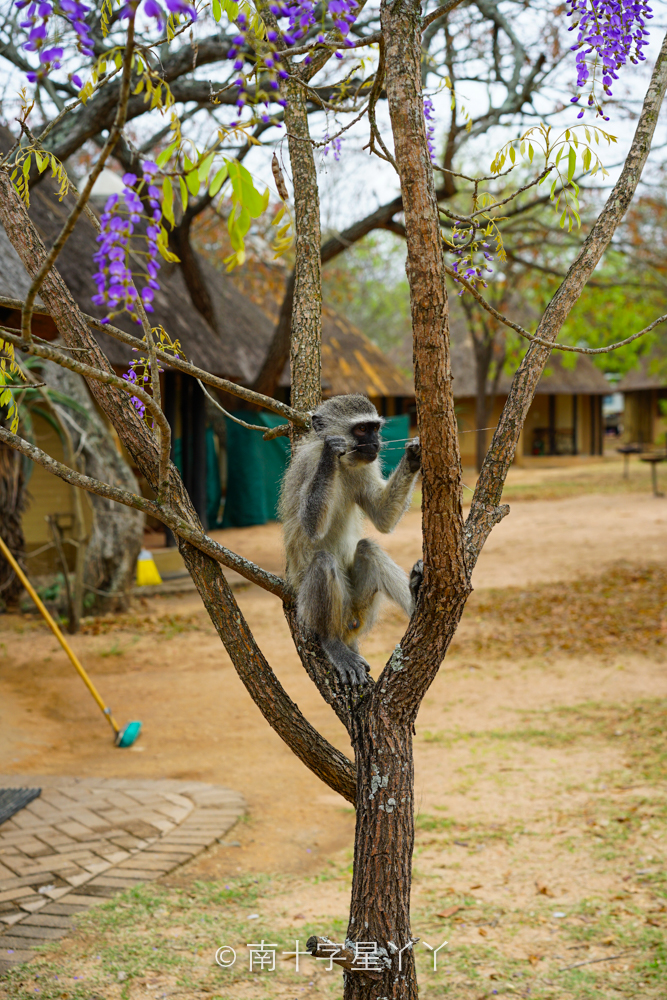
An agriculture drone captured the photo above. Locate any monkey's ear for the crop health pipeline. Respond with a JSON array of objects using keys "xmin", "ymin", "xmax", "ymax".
[{"xmin": 311, "ymin": 413, "xmax": 325, "ymax": 434}]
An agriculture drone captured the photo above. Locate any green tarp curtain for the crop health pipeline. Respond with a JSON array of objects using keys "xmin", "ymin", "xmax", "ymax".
[{"xmin": 220, "ymin": 412, "xmax": 411, "ymax": 529}]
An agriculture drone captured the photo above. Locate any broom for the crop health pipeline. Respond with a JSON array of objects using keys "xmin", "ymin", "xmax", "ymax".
[{"xmin": 0, "ymin": 534, "xmax": 141, "ymax": 748}]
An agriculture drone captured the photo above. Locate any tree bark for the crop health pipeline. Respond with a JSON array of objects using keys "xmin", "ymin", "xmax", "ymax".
[
  {"xmin": 284, "ymin": 78, "xmax": 323, "ymax": 414},
  {"xmin": 344, "ymin": 713, "xmax": 417, "ymax": 1000}
]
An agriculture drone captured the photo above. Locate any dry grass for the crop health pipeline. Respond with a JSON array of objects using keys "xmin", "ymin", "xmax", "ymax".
[{"xmin": 454, "ymin": 564, "xmax": 667, "ymax": 659}]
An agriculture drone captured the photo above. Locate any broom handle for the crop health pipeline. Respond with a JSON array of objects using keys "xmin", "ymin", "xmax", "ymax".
[{"xmin": 0, "ymin": 534, "xmax": 119, "ymax": 735}]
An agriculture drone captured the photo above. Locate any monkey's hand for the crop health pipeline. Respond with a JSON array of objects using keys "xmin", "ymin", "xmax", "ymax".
[
  {"xmin": 323, "ymin": 434, "xmax": 348, "ymax": 458},
  {"xmin": 409, "ymin": 558, "xmax": 424, "ymax": 608},
  {"xmin": 405, "ymin": 437, "xmax": 421, "ymax": 474}
]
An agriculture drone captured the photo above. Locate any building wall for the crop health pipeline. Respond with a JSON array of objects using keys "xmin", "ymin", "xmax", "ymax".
[
  {"xmin": 21, "ymin": 414, "xmax": 94, "ymax": 575},
  {"xmin": 456, "ymin": 393, "xmax": 603, "ymax": 463},
  {"xmin": 623, "ymin": 388, "xmax": 667, "ymax": 446}
]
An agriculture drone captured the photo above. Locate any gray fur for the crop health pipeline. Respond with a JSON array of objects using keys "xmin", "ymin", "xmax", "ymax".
[{"xmin": 280, "ymin": 394, "xmax": 422, "ymax": 685}]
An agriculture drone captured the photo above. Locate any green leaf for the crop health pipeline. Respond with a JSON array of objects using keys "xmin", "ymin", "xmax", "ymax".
[
  {"xmin": 560, "ymin": 208, "xmax": 567, "ymax": 228},
  {"xmin": 209, "ymin": 164, "xmax": 228, "ymax": 196},
  {"xmin": 198, "ymin": 152, "xmax": 215, "ymax": 185},
  {"xmin": 162, "ymin": 176, "xmax": 174, "ymax": 227},
  {"xmin": 583, "ymin": 147, "xmax": 592, "ymax": 172},
  {"xmin": 179, "ymin": 175, "xmax": 188, "ymax": 213},
  {"xmin": 35, "ymin": 151, "xmax": 48, "ymax": 173},
  {"xmin": 156, "ymin": 141, "xmax": 178, "ymax": 167},
  {"xmin": 212, "ymin": 0, "xmax": 221, "ymax": 18},
  {"xmin": 509, "ymin": 145, "xmax": 516, "ymax": 164},
  {"xmin": 22, "ymin": 155, "xmax": 31, "ymax": 178},
  {"xmin": 567, "ymin": 146, "xmax": 576, "ymax": 184},
  {"xmin": 185, "ymin": 168, "xmax": 200, "ymax": 196}
]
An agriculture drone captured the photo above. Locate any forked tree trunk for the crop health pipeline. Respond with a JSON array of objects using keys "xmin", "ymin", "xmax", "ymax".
[{"xmin": 0, "ymin": 22, "xmax": 666, "ymax": 1000}]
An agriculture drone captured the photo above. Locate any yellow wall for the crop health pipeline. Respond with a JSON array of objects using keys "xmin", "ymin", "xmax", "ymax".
[
  {"xmin": 623, "ymin": 389, "xmax": 666, "ymax": 446},
  {"xmin": 457, "ymin": 393, "xmax": 602, "ymax": 462},
  {"xmin": 22, "ymin": 415, "xmax": 93, "ymax": 576}
]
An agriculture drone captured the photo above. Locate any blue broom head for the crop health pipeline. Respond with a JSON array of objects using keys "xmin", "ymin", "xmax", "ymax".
[{"xmin": 115, "ymin": 721, "xmax": 142, "ymax": 748}]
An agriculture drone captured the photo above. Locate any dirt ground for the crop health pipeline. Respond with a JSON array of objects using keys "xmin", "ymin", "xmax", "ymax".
[{"xmin": 1, "ymin": 458, "xmax": 666, "ymax": 999}]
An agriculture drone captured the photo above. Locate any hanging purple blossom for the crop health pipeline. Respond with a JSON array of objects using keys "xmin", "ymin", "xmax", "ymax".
[
  {"xmin": 227, "ymin": 0, "xmax": 359, "ymax": 118},
  {"xmin": 423, "ymin": 96, "xmax": 436, "ymax": 163},
  {"xmin": 119, "ymin": 0, "xmax": 197, "ymax": 27},
  {"xmin": 15, "ymin": 0, "xmax": 93, "ymax": 81},
  {"xmin": 322, "ymin": 132, "xmax": 343, "ymax": 160},
  {"xmin": 91, "ymin": 161, "xmax": 163, "ymax": 324},
  {"xmin": 448, "ymin": 231, "xmax": 493, "ymax": 296},
  {"xmin": 567, "ymin": 0, "xmax": 652, "ymax": 117},
  {"xmin": 121, "ymin": 368, "xmax": 147, "ymax": 418}
]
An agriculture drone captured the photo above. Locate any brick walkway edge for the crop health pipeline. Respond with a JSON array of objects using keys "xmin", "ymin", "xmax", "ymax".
[{"xmin": 0, "ymin": 775, "xmax": 246, "ymax": 975}]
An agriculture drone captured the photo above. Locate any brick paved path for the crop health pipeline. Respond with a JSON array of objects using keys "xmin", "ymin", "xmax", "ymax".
[{"xmin": 0, "ymin": 775, "xmax": 245, "ymax": 975}]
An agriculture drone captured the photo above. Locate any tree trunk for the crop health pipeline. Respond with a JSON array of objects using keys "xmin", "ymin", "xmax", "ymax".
[
  {"xmin": 345, "ymin": 713, "xmax": 417, "ymax": 1000},
  {"xmin": 0, "ymin": 436, "xmax": 28, "ymax": 608}
]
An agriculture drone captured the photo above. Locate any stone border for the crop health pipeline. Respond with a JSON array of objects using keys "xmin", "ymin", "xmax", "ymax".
[{"xmin": 0, "ymin": 775, "xmax": 245, "ymax": 975}]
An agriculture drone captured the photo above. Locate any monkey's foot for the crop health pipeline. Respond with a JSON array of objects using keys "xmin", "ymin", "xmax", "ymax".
[
  {"xmin": 321, "ymin": 638, "xmax": 370, "ymax": 685},
  {"xmin": 410, "ymin": 559, "xmax": 424, "ymax": 605}
]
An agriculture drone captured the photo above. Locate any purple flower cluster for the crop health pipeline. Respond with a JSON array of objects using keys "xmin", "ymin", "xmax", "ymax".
[
  {"xmin": 228, "ymin": 12, "xmax": 289, "ymax": 119},
  {"xmin": 567, "ymin": 0, "xmax": 652, "ymax": 117},
  {"xmin": 15, "ymin": 0, "xmax": 93, "ymax": 82},
  {"xmin": 322, "ymin": 132, "xmax": 343, "ymax": 160},
  {"xmin": 449, "ymin": 230, "xmax": 493, "ymax": 295},
  {"xmin": 121, "ymin": 367, "xmax": 147, "ymax": 418},
  {"xmin": 121, "ymin": 0, "xmax": 197, "ymax": 31},
  {"xmin": 227, "ymin": 0, "xmax": 359, "ymax": 118},
  {"xmin": 423, "ymin": 96, "xmax": 436, "ymax": 163},
  {"xmin": 91, "ymin": 161, "xmax": 162, "ymax": 324}
]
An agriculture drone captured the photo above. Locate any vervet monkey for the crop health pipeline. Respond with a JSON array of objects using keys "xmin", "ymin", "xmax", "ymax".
[{"xmin": 280, "ymin": 394, "xmax": 423, "ymax": 684}]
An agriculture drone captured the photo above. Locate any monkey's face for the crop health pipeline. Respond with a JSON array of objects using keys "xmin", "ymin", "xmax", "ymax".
[{"xmin": 350, "ymin": 421, "xmax": 381, "ymax": 463}]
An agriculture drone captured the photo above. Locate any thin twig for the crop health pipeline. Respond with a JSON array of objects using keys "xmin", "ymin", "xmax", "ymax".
[
  {"xmin": 421, "ymin": 0, "xmax": 467, "ymax": 30},
  {"xmin": 558, "ymin": 951, "xmax": 634, "ymax": 972},
  {"xmin": 0, "ymin": 293, "xmax": 310, "ymax": 427},
  {"xmin": 442, "ymin": 264, "xmax": 667, "ymax": 354},
  {"xmin": 197, "ymin": 379, "xmax": 268, "ymax": 431}
]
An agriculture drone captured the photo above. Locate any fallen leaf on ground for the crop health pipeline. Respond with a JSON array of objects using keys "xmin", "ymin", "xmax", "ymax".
[
  {"xmin": 528, "ymin": 954, "xmax": 543, "ymax": 965},
  {"xmin": 470, "ymin": 883, "xmax": 483, "ymax": 890},
  {"xmin": 536, "ymin": 881, "xmax": 555, "ymax": 896},
  {"xmin": 435, "ymin": 906, "xmax": 461, "ymax": 919}
]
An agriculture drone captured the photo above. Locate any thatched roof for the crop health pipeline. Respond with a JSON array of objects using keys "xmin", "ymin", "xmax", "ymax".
[
  {"xmin": 449, "ymin": 338, "xmax": 610, "ymax": 397},
  {"xmin": 0, "ymin": 132, "xmax": 413, "ymax": 395},
  {"xmin": 616, "ymin": 353, "xmax": 667, "ymax": 392}
]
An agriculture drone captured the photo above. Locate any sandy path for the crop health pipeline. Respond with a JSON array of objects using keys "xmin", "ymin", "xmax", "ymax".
[
  {"xmin": 0, "ymin": 485, "xmax": 665, "ymax": 878},
  {"xmin": 216, "ymin": 490, "xmax": 667, "ymax": 589}
]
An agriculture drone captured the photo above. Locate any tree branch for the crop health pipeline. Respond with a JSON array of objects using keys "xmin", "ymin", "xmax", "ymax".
[
  {"xmin": 0, "ymin": 294, "xmax": 309, "ymax": 427},
  {"xmin": 0, "ymin": 165, "xmax": 356, "ymax": 802},
  {"xmin": 466, "ymin": 28, "xmax": 667, "ymax": 574}
]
